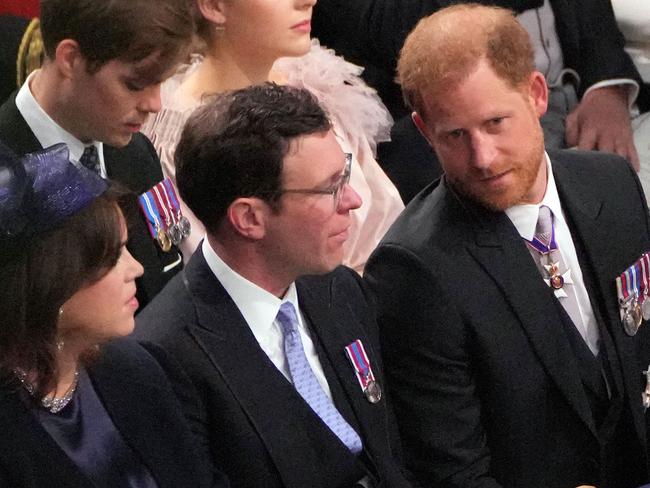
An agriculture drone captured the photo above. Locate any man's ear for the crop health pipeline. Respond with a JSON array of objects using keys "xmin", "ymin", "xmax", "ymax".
[
  {"xmin": 53, "ymin": 39, "xmax": 84, "ymax": 79},
  {"xmin": 197, "ymin": 0, "xmax": 227, "ymax": 26},
  {"xmin": 412, "ymin": 111, "xmax": 434, "ymax": 146},
  {"xmin": 527, "ymin": 71, "xmax": 549, "ymax": 119},
  {"xmin": 226, "ymin": 197, "xmax": 269, "ymax": 240}
]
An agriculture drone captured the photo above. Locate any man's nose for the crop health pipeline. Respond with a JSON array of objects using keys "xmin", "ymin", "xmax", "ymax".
[
  {"xmin": 469, "ymin": 132, "xmax": 498, "ymax": 169},
  {"xmin": 138, "ymin": 84, "xmax": 162, "ymax": 114}
]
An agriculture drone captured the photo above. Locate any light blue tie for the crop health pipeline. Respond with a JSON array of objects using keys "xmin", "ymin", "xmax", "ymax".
[{"xmin": 277, "ymin": 302, "xmax": 363, "ymax": 454}]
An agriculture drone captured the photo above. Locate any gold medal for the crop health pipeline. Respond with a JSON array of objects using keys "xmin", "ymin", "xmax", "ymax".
[{"xmin": 156, "ymin": 226, "xmax": 172, "ymax": 252}]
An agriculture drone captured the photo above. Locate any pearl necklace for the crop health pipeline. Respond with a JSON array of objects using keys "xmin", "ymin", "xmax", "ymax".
[{"xmin": 15, "ymin": 369, "xmax": 80, "ymax": 414}]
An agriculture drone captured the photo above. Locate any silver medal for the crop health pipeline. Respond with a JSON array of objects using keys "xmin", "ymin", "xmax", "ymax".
[
  {"xmin": 642, "ymin": 297, "xmax": 650, "ymax": 322},
  {"xmin": 167, "ymin": 223, "xmax": 183, "ymax": 246},
  {"xmin": 623, "ymin": 309, "xmax": 639, "ymax": 336},
  {"xmin": 364, "ymin": 380, "xmax": 382, "ymax": 404},
  {"xmin": 178, "ymin": 215, "xmax": 191, "ymax": 238}
]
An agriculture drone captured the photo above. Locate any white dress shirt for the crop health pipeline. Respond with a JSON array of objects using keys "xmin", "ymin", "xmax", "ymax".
[
  {"xmin": 15, "ymin": 71, "xmax": 106, "ymax": 177},
  {"xmin": 505, "ymin": 153, "xmax": 600, "ymax": 355},
  {"xmin": 202, "ymin": 239, "xmax": 334, "ymax": 400}
]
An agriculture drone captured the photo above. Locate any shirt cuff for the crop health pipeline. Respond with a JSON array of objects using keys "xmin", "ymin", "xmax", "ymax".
[{"xmin": 583, "ymin": 79, "xmax": 640, "ymax": 109}]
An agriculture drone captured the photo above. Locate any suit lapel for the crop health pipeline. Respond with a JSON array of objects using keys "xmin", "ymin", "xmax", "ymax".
[
  {"xmin": 455, "ymin": 187, "xmax": 598, "ymax": 437},
  {"xmin": 0, "ymin": 94, "xmax": 42, "ymax": 154},
  {"xmin": 552, "ymin": 155, "xmax": 647, "ymax": 446},
  {"xmin": 297, "ymin": 275, "xmax": 386, "ymax": 462},
  {"xmin": 89, "ymin": 351, "xmax": 184, "ymax": 488},
  {"xmin": 183, "ymin": 253, "xmax": 356, "ymax": 488}
]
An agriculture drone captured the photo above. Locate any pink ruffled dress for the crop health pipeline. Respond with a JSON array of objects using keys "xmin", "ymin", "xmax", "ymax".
[{"xmin": 142, "ymin": 40, "xmax": 404, "ymax": 273}]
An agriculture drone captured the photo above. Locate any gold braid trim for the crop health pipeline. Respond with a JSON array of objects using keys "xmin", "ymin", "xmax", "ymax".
[{"xmin": 16, "ymin": 18, "xmax": 44, "ymax": 89}]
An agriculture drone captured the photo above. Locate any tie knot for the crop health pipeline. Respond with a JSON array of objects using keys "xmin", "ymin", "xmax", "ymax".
[
  {"xmin": 535, "ymin": 205, "xmax": 553, "ymax": 244},
  {"xmin": 277, "ymin": 302, "xmax": 299, "ymax": 336},
  {"xmin": 80, "ymin": 145, "xmax": 99, "ymax": 173}
]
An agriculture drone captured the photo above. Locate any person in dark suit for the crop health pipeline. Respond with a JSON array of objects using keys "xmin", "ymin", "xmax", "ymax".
[
  {"xmin": 0, "ymin": 0, "xmax": 195, "ymax": 309},
  {"xmin": 0, "ymin": 142, "xmax": 227, "ymax": 487},
  {"xmin": 135, "ymin": 84, "xmax": 412, "ymax": 488},
  {"xmin": 313, "ymin": 0, "xmax": 646, "ymax": 201},
  {"xmin": 364, "ymin": 5, "xmax": 650, "ymax": 487}
]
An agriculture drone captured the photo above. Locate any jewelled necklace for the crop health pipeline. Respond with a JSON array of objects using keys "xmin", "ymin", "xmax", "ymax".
[{"xmin": 15, "ymin": 369, "xmax": 80, "ymax": 414}]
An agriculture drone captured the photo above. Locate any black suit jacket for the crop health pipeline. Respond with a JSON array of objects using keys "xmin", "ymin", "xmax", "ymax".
[
  {"xmin": 364, "ymin": 150, "xmax": 650, "ymax": 487},
  {"xmin": 135, "ymin": 252, "xmax": 412, "ymax": 488},
  {"xmin": 0, "ymin": 338, "xmax": 227, "ymax": 488},
  {"xmin": 0, "ymin": 94, "xmax": 182, "ymax": 309}
]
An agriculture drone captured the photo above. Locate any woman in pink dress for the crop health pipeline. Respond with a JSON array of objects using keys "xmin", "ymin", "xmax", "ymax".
[{"xmin": 142, "ymin": 0, "xmax": 403, "ymax": 273}]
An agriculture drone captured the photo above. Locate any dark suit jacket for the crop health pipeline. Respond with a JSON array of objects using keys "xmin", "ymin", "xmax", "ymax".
[
  {"xmin": 0, "ymin": 94, "xmax": 182, "ymax": 309},
  {"xmin": 364, "ymin": 150, "xmax": 650, "ymax": 487},
  {"xmin": 0, "ymin": 338, "xmax": 227, "ymax": 488},
  {"xmin": 134, "ymin": 252, "xmax": 412, "ymax": 488}
]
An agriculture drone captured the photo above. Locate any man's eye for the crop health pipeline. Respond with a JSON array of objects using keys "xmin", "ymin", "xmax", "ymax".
[
  {"xmin": 125, "ymin": 80, "xmax": 145, "ymax": 91},
  {"xmin": 448, "ymin": 129, "xmax": 464, "ymax": 139}
]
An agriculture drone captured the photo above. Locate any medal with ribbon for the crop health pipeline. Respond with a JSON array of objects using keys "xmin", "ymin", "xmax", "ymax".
[
  {"xmin": 162, "ymin": 178, "xmax": 191, "ymax": 239},
  {"xmin": 138, "ymin": 189, "xmax": 172, "ymax": 252},
  {"xmin": 615, "ymin": 253, "xmax": 650, "ymax": 336},
  {"xmin": 138, "ymin": 178, "xmax": 191, "ymax": 252},
  {"xmin": 152, "ymin": 183, "xmax": 181, "ymax": 246},
  {"xmin": 344, "ymin": 339, "xmax": 382, "ymax": 404},
  {"xmin": 525, "ymin": 224, "xmax": 573, "ymax": 297},
  {"xmin": 640, "ymin": 253, "xmax": 650, "ymax": 321}
]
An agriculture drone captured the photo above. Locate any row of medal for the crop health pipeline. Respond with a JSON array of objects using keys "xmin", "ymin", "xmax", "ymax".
[
  {"xmin": 138, "ymin": 178, "xmax": 191, "ymax": 252},
  {"xmin": 615, "ymin": 252, "xmax": 650, "ymax": 336}
]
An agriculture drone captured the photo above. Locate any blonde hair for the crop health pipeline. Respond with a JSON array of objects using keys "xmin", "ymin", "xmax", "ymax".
[{"xmin": 397, "ymin": 3, "xmax": 535, "ymax": 119}]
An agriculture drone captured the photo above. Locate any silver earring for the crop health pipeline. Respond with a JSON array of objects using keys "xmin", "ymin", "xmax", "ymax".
[
  {"xmin": 59, "ymin": 307, "xmax": 63, "ymax": 316},
  {"xmin": 214, "ymin": 23, "xmax": 225, "ymax": 33},
  {"xmin": 56, "ymin": 339, "xmax": 64, "ymax": 351}
]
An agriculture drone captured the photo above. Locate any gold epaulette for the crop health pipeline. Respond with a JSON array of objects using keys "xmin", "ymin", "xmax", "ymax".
[{"xmin": 16, "ymin": 18, "xmax": 44, "ymax": 88}]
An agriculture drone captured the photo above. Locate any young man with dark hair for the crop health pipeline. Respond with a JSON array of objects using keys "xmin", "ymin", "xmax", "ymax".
[
  {"xmin": 0, "ymin": 0, "xmax": 193, "ymax": 308},
  {"xmin": 136, "ymin": 83, "xmax": 413, "ymax": 488}
]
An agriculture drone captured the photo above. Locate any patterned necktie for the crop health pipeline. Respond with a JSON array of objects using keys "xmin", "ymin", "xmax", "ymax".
[
  {"xmin": 527, "ymin": 205, "xmax": 598, "ymax": 353},
  {"xmin": 79, "ymin": 145, "xmax": 100, "ymax": 174},
  {"xmin": 277, "ymin": 302, "xmax": 363, "ymax": 454}
]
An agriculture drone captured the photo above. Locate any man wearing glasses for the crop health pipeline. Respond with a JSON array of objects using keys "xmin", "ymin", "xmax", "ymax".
[{"xmin": 135, "ymin": 84, "xmax": 412, "ymax": 488}]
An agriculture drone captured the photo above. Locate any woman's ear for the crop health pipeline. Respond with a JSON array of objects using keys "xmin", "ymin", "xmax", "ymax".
[{"xmin": 196, "ymin": 0, "xmax": 227, "ymax": 26}]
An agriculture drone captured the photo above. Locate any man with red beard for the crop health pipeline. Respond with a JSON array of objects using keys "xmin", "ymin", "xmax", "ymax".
[{"xmin": 364, "ymin": 4, "xmax": 650, "ymax": 487}]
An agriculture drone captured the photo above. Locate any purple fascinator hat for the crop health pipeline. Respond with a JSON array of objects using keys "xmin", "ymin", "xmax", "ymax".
[{"xmin": 0, "ymin": 142, "xmax": 108, "ymax": 242}]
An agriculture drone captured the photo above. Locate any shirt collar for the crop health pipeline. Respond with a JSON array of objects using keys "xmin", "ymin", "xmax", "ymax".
[
  {"xmin": 16, "ymin": 71, "xmax": 105, "ymax": 176},
  {"xmin": 201, "ymin": 238, "xmax": 300, "ymax": 333},
  {"xmin": 504, "ymin": 152, "xmax": 563, "ymax": 240}
]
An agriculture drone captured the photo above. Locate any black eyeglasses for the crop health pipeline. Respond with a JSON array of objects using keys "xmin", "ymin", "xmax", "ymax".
[{"xmin": 279, "ymin": 153, "xmax": 352, "ymax": 212}]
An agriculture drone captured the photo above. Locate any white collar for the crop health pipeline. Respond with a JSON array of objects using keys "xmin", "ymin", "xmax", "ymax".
[
  {"xmin": 505, "ymin": 152, "xmax": 565, "ymax": 240},
  {"xmin": 15, "ymin": 71, "xmax": 105, "ymax": 176},
  {"xmin": 201, "ymin": 238, "xmax": 300, "ymax": 333}
]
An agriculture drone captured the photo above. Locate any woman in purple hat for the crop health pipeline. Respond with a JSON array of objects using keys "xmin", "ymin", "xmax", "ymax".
[{"xmin": 0, "ymin": 143, "xmax": 228, "ymax": 488}]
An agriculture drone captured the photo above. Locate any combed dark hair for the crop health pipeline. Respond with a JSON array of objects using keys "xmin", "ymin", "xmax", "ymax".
[
  {"xmin": 40, "ymin": 0, "xmax": 194, "ymax": 73},
  {"xmin": 0, "ymin": 189, "xmax": 124, "ymax": 398},
  {"xmin": 175, "ymin": 83, "xmax": 331, "ymax": 234}
]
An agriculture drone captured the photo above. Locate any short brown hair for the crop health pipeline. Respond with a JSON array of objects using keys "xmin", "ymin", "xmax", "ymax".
[
  {"xmin": 40, "ymin": 0, "xmax": 194, "ymax": 73},
  {"xmin": 0, "ymin": 190, "xmax": 124, "ymax": 399},
  {"xmin": 175, "ymin": 83, "xmax": 331, "ymax": 234},
  {"xmin": 398, "ymin": 3, "xmax": 535, "ymax": 118}
]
